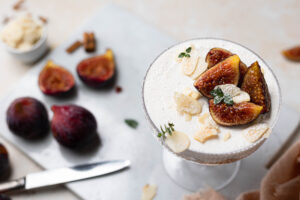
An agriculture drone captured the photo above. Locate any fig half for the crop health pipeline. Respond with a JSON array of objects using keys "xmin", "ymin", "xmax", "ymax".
[
  {"xmin": 241, "ymin": 61, "xmax": 271, "ymax": 113},
  {"xmin": 51, "ymin": 104, "xmax": 97, "ymax": 148},
  {"xmin": 38, "ymin": 61, "xmax": 75, "ymax": 96},
  {"xmin": 6, "ymin": 97, "xmax": 49, "ymax": 139},
  {"xmin": 205, "ymin": 47, "xmax": 248, "ymax": 84},
  {"xmin": 77, "ymin": 49, "xmax": 115, "ymax": 87},
  {"xmin": 194, "ymin": 55, "xmax": 240, "ymax": 98},
  {"xmin": 209, "ymin": 99, "xmax": 263, "ymax": 126}
]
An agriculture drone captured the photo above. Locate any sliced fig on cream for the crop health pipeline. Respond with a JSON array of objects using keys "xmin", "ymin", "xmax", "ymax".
[
  {"xmin": 194, "ymin": 55, "xmax": 240, "ymax": 98},
  {"xmin": 209, "ymin": 99, "xmax": 263, "ymax": 126},
  {"xmin": 205, "ymin": 47, "xmax": 248, "ymax": 84},
  {"xmin": 241, "ymin": 61, "xmax": 271, "ymax": 113}
]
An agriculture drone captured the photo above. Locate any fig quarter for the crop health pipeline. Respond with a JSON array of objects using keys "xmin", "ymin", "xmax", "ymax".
[{"xmin": 194, "ymin": 55, "xmax": 240, "ymax": 98}]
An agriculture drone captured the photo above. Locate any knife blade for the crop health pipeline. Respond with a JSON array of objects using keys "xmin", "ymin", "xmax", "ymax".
[{"xmin": 0, "ymin": 160, "xmax": 130, "ymax": 193}]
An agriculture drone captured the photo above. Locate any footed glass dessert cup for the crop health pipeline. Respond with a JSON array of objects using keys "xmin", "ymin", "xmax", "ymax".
[{"xmin": 142, "ymin": 38, "xmax": 281, "ymax": 191}]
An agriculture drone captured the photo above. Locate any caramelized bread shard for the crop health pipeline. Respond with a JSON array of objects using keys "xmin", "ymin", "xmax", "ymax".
[
  {"xmin": 209, "ymin": 99, "xmax": 263, "ymax": 126},
  {"xmin": 205, "ymin": 47, "xmax": 248, "ymax": 84},
  {"xmin": 241, "ymin": 61, "xmax": 271, "ymax": 113},
  {"xmin": 194, "ymin": 55, "xmax": 240, "ymax": 98}
]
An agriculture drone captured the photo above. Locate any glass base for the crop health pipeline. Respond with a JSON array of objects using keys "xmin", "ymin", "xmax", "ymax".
[{"xmin": 162, "ymin": 149, "xmax": 240, "ymax": 192}]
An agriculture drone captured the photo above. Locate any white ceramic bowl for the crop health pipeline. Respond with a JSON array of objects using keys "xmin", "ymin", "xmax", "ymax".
[{"xmin": 0, "ymin": 20, "xmax": 48, "ymax": 64}]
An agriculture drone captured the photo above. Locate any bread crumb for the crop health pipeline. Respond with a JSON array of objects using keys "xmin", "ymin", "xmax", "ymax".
[
  {"xmin": 243, "ymin": 123, "xmax": 269, "ymax": 143},
  {"xmin": 223, "ymin": 132, "xmax": 231, "ymax": 141},
  {"xmin": 142, "ymin": 184, "xmax": 157, "ymax": 200},
  {"xmin": 198, "ymin": 113, "xmax": 209, "ymax": 124},
  {"xmin": 194, "ymin": 126, "xmax": 219, "ymax": 143}
]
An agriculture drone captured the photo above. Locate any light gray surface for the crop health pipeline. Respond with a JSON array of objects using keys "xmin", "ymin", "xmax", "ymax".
[{"xmin": 0, "ymin": 5, "xmax": 299, "ymax": 200}]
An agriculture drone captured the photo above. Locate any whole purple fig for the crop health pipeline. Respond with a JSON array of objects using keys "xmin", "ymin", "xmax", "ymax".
[
  {"xmin": 51, "ymin": 105, "xmax": 97, "ymax": 148},
  {"xmin": 0, "ymin": 143, "xmax": 10, "ymax": 179},
  {"xmin": 6, "ymin": 97, "xmax": 49, "ymax": 139}
]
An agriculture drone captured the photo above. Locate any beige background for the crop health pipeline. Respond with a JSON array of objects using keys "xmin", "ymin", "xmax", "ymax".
[{"xmin": 0, "ymin": 0, "xmax": 299, "ymax": 199}]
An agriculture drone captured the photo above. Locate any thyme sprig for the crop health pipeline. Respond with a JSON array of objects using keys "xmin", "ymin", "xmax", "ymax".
[
  {"xmin": 210, "ymin": 88, "xmax": 234, "ymax": 105},
  {"xmin": 157, "ymin": 123, "xmax": 175, "ymax": 139},
  {"xmin": 178, "ymin": 47, "xmax": 192, "ymax": 58}
]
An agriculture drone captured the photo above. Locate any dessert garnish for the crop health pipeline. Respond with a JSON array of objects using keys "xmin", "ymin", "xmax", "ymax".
[
  {"xmin": 0, "ymin": 15, "xmax": 43, "ymax": 51},
  {"xmin": 194, "ymin": 126, "xmax": 219, "ymax": 143},
  {"xmin": 198, "ymin": 113, "xmax": 210, "ymax": 124},
  {"xmin": 125, "ymin": 119, "xmax": 138, "ymax": 129},
  {"xmin": 178, "ymin": 45, "xmax": 200, "ymax": 76},
  {"xmin": 77, "ymin": 49, "xmax": 115, "ymax": 87},
  {"xmin": 66, "ymin": 40, "xmax": 82, "ymax": 54},
  {"xmin": 243, "ymin": 123, "xmax": 269, "ymax": 143},
  {"xmin": 209, "ymin": 99, "xmax": 263, "ymax": 126},
  {"xmin": 210, "ymin": 87, "xmax": 233, "ymax": 106},
  {"xmin": 83, "ymin": 32, "xmax": 96, "ymax": 52},
  {"xmin": 241, "ymin": 61, "xmax": 271, "ymax": 113},
  {"xmin": 213, "ymin": 84, "xmax": 250, "ymax": 104},
  {"xmin": 174, "ymin": 92, "xmax": 202, "ymax": 116},
  {"xmin": 205, "ymin": 48, "xmax": 248, "ymax": 84},
  {"xmin": 156, "ymin": 123, "xmax": 190, "ymax": 152},
  {"xmin": 183, "ymin": 87, "xmax": 202, "ymax": 100},
  {"xmin": 142, "ymin": 184, "xmax": 157, "ymax": 200},
  {"xmin": 157, "ymin": 123, "xmax": 175, "ymax": 139},
  {"xmin": 223, "ymin": 132, "xmax": 231, "ymax": 141},
  {"xmin": 38, "ymin": 61, "xmax": 75, "ymax": 96},
  {"xmin": 165, "ymin": 130, "xmax": 190, "ymax": 153},
  {"xmin": 178, "ymin": 46, "xmax": 192, "ymax": 58},
  {"xmin": 282, "ymin": 45, "xmax": 300, "ymax": 61},
  {"xmin": 51, "ymin": 104, "xmax": 97, "ymax": 148},
  {"xmin": 194, "ymin": 55, "xmax": 240, "ymax": 98},
  {"xmin": 6, "ymin": 97, "xmax": 49, "ymax": 139}
]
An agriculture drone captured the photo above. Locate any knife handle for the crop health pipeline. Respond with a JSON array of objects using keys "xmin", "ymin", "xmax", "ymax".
[{"xmin": 0, "ymin": 178, "xmax": 25, "ymax": 193}]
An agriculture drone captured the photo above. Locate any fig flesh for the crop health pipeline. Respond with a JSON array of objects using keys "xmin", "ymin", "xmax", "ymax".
[
  {"xmin": 51, "ymin": 105, "xmax": 97, "ymax": 148},
  {"xmin": 205, "ymin": 47, "xmax": 248, "ymax": 84},
  {"xmin": 0, "ymin": 143, "xmax": 10, "ymax": 179},
  {"xmin": 241, "ymin": 61, "xmax": 271, "ymax": 113},
  {"xmin": 77, "ymin": 49, "xmax": 115, "ymax": 87},
  {"xmin": 282, "ymin": 46, "xmax": 300, "ymax": 61},
  {"xmin": 38, "ymin": 61, "xmax": 75, "ymax": 96},
  {"xmin": 209, "ymin": 99, "xmax": 263, "ymax": 126},
  {"xmin": 194, "ymin": 55, "xmax": 240, "ymax": 98},
  {"xmin": 6, "ymin": 97, "xmax": 49, "ymax": 139}
]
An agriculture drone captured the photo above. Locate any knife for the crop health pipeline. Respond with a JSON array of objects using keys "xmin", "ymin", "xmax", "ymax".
[{"xmin": 0, "ymin": 160, "xmax": 130, "ymax": 193}]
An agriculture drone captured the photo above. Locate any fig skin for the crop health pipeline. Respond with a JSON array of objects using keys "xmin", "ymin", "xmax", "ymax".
[
  {"xmin": 282, "ymin": 46, "xmax": 300, "ymax": 61},
  {"xmin": 241, "ymin": 61, "xmax": 271, "ymax": 113},
  {"xmin": 38, "ymin": 61, "xmax": 75, "ymax": 96},
  {"xmin": 205, "ymin": 47, "xmax": 248, "ymax": 85},
  {"xmin": 51, "ymin": 105, "xmax": 97, "ymax": 148},
  {"xmin": 0, "ymin": 143, "xmax": 10, "ymax": 179},
  {"xmin": 194, "ymin": 55, "xmax": 240, "ymax": 98},
  {"xmin": 209, "ymin": 99, "xmax": 263, "ymax": 126},
  {"xmin": 6, "ymin": 97, "xmax": 49, "ymax": 139},
  {"xmin": 77, "ymin": 49, "xmax": 115, "ymax": 87}
]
